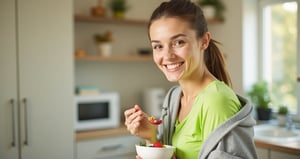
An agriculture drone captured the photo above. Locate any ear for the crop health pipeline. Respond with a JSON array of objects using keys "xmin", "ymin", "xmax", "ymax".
[{"xmin": 201, "ymin": 32, "xmax": 211, "ymax": 50}]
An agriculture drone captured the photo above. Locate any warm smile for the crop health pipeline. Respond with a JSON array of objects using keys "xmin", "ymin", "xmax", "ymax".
[{"xmin": 163, "ymin": 62, "xmax": 184, "ymax": 71}]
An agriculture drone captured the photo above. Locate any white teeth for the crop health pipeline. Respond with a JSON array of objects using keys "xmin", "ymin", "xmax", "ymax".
[{"xmin": 166, "ymin": 63, "xmax": 181, "ymax": 69}]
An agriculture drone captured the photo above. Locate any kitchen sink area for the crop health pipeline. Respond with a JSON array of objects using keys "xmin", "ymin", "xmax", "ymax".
[
  {"xmin": 255, "ymin": 124, "xmax": 300, "ymax": 139},
  {"xmin": 254, "ymin": 123, "xmax": 300, "ymax": 159}
]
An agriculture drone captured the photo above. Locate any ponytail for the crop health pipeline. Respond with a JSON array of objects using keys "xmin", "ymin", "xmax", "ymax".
[{"xmin": 204, "ymin": 39, "xmax": 232, "ymax": 87}]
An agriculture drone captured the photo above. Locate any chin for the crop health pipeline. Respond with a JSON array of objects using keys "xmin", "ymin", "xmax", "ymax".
[
  {"xmin": 164, "ymin": 72, "xmax": 184, "ymax": 82},
  {"xmin": 167, "ymin": 79, "xmax": 178, "ymax": 82},
  {"xmin": 165, "ymin": 76, "xmax": 180, "ymax": 82}
]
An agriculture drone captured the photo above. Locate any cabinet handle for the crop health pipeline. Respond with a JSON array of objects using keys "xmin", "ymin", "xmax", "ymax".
[
  {"xmin": 10, "ymin": 99, "xmax": 16, "ymax": 147},
  {"xmin": 23, "ymin": 98, "xmax": 29, "ymax": 145},
  {"xmin": 100, "ymin": 144, "xmax": 122, "ymax": 151}
]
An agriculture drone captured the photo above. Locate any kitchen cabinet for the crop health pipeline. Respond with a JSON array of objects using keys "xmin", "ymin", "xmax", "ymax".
[
  {"xmin": 76, "ymin": 134, "xmax": 140, "ymax": 159},
  {"xmin": 270, "ymin": 150, "xmax": 300, "ymax": 159},
  {"xmin": 0, "ymin": 0, "xmax": 74, "ymax": 159},
  {"xmin": 256, "ymin": 147, "xmax": 268, "ymax": 159}
]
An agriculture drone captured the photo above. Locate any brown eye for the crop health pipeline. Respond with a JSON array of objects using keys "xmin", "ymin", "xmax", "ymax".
[
  {"xmin": 172, "ymin": 40, "xmax": 185, "ymax": 48},
  {"xmin": 153, "ymin": 44, "xmax": 163, "ymax": 50}
]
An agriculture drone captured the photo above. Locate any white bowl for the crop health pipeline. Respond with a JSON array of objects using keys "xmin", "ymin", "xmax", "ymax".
[{"xmin": 136, "ymin": 144, "xmax": 176, "ymax": 159}]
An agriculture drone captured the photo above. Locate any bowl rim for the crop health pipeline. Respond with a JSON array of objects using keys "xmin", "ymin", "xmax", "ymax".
[{"xmin": 135, "ymin": 144, "xmax": 176, "ymax": 149}]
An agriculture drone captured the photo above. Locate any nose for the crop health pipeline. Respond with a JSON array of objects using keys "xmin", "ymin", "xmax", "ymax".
[{"xmin": 163, "ymin": 46, "xmax": 176, "ymax": 58}]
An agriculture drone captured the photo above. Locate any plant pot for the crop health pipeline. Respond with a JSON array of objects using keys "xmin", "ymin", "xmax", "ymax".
[
  {"xmin": 277, "ymin": 115, "xmax": 287, "ymax": 126},
  {"xmin": 98, "ymin": 43, "xmax": 112, "ymax": 57},
  {"xmin": 113, "ymin": 11, "xmax": 125, "ymax": 19},
  {"xmin": 256, "ymin": 108, "xmax": 272, "ymax": 120}
]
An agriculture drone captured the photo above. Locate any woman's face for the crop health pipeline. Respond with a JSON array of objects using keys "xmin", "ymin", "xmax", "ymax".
[{"xmin": 149, "ymin": 17, "xmax": 209, "ymax": 82}]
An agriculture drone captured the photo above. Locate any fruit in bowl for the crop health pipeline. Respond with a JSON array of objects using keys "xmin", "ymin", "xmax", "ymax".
[{"xmin": 136, "ymin": 141, "xmax": 176, "ymax": 159}]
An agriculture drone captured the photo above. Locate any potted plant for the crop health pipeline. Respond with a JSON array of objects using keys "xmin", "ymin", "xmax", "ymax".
[
  {"xmin": 198, "ymin": 0, "xmax": 225, "ymax": 20},
  {"xmin": 108, "ymin": 0, "xmax": 129, "ymax": 19},
  {"xmin": 277, "ymin": 104, "xmax": 289, "ymax": 126},
  {"xmin": 94, "ymin": 31, "xmax": 113, "ymax": 57},
  {"xmin": 247, "ymin": 80, "xmax": 272, "ymax": 120}
]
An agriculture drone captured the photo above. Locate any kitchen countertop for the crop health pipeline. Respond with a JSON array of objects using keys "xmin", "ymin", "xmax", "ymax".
[
  {"xmin": 255, "ymin": 139, "xmax": 300, "ymax": 155},
  {"xmin": 76, "ymin": 125, "xmax": 129, "ymax": 141}
]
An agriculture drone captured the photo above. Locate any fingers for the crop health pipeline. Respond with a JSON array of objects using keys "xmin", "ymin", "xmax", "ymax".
[
  {"xmin": 124, "ymin": 105, "xmax": 145, "ymax": 135},
  {"xmin": 127, "ymin": 117, "xmax": 142, "ymax": 134},
  {"xmin": 124, "ymin": 105, "xmax": 140, "ymax": 118},
  {"xmin": 124, "ymin": 106, "xmax": 142, "ymax": 125},
  {"xmin": 136, "ymin": 155, "xmax": 142, "ymax": 159}
]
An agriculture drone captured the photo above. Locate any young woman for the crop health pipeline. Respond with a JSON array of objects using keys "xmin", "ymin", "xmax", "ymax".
[{"xmin": 124, "ymin": 0, "xmax": 258, "ymax": 158}]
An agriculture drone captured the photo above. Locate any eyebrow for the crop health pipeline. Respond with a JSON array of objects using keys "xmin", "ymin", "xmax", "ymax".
[{"xmin": 151, "ymin": 33, "xmax": 187, "ymax": 43}]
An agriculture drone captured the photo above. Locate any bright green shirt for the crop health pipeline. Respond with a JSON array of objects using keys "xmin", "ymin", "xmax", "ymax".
[{"xmin": 171, "ymin": 81, "xmax": 241, "ymax": 159}]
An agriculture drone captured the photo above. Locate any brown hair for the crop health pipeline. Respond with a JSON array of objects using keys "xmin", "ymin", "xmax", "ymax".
[{"xmin": 148, "ymin": 0, "xmax": 232, "ymax": 87}]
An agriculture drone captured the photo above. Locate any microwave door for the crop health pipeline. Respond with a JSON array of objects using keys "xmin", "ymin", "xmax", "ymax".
[
  {"xmin": 78, "ymin": 102, "xmax": 109, "ymax": 121},
  {"xmin": 76, "ymin": 102, "xmax": 112, "ymax": 131}
]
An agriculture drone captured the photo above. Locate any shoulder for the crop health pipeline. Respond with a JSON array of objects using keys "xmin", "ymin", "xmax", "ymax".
[
  {"xmin": 201, "ymin": 81, "xmax": 241, "ymax": 114},
  {"xmin": 203, "ymin": 81, "xmax": 238, "ymax": 102}
]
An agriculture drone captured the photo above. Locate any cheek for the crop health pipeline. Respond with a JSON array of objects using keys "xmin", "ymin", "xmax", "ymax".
[
  {"xmin": 183, "ymin": 47, "xmax": 201, "ymax": 67},
  {"xmin": 153, "ymin": 53, "xmax": 162, "ymax": 65},
  {"xmin": 177, "ymin": 47, "xmax": 192, "ymax": 59},
  {"xmin": 182, "ymin": 49, "xmax": 191, "ymax": 58}
]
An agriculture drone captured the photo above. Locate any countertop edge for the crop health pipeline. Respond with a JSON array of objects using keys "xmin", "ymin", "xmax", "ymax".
[
  {"xmin": 255, "ymin": 139, "xmax": 300, "ymax": 155},
  {"xmin": 76, "ymin": 125, "xmax": 130, "ymax": 141}
]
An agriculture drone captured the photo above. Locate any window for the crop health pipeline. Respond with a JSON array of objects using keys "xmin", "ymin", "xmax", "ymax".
[{"xmin": 258, "ymin": 0, "xmax": 299, "ymax": 114}]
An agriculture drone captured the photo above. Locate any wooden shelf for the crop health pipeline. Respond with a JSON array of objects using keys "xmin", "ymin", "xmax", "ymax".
[
  {"xmin": 74, "ymin": 15, "xmax": 148, "ymax": 25},
  {"xmin": 75, "ymin": 54, "xmax": 152, "ymax": 62},
  {"xmin": 75, "ymin": 15, "xmax": 222, "ymax": 25},
  {"xmin": 206, "ymin": 17, "xmax": 224, "ymax": 24}
]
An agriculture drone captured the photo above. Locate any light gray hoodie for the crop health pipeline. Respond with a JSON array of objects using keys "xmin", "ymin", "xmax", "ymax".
[{"xmin": 157, "ymin": 85, "xmax": 258, "ymax": 159}]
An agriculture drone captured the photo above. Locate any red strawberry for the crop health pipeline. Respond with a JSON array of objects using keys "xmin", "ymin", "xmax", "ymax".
[
  {"xmin": 153, "ymin": 141, "xmax": 163, "ymax": 148},
  {"xmin": 148, "ymin": 116, "xmax": 163, "ymax": 125}
]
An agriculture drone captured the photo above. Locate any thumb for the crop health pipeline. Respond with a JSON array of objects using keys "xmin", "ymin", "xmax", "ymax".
[{"xmin": 134, "ymin": 104, "xmax": 141, "ymax": 111}]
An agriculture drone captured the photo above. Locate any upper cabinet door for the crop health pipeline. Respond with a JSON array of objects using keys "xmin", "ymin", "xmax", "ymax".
[
  {"xmin": 0, "ymin": 0, "xmax": 19, "ymax": 159},
  {"xmin": 17, "ymin": 1, "xmax": 74, "ymax": 159}
]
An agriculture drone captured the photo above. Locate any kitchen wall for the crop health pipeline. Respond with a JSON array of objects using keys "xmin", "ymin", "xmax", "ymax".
[
  {"xmin": 74, "ymin": 0, "xmax": 245, "ymax": 117},
  {"xmin": 208, "ymin": 0, "xmax": 244, "ymax": 95}
]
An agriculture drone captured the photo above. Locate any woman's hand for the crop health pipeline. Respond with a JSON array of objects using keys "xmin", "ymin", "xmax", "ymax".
[
  {"xmin": 136, "ymin": 155, "xmax": 142, "ymax": 159},
  {"xmin": 124, "ymin": 105, "xmax": 156, "ymax": 141}
]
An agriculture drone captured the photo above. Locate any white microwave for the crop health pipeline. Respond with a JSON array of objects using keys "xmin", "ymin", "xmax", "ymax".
[{"xmin": 74, "ymin": 92, "xmax": 120, "ymax": 131}]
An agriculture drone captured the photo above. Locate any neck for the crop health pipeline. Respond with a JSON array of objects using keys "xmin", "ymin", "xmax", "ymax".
[{"xmin": 179, "ymin": 71, "xmax": 215, "ymax": 100}]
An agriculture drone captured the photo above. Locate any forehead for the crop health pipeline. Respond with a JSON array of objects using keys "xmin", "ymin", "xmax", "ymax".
[{"xmin": 149, "ymin": 17, "xmax": 195, "ymax": 40}]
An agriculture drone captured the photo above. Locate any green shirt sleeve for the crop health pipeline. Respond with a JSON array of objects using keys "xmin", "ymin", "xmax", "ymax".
[{"xmin": 199, "ymin": 91, "xmax": 241, "ymax": 140}]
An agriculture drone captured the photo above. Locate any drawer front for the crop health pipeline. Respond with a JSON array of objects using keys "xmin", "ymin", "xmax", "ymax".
[
  {"xmin": 100, "ymin": 154, "xmax": 136, "ymax": 159},
  {"xmin": 76, "ymin": 135, "xmax": 140, "ymax": 159}
]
